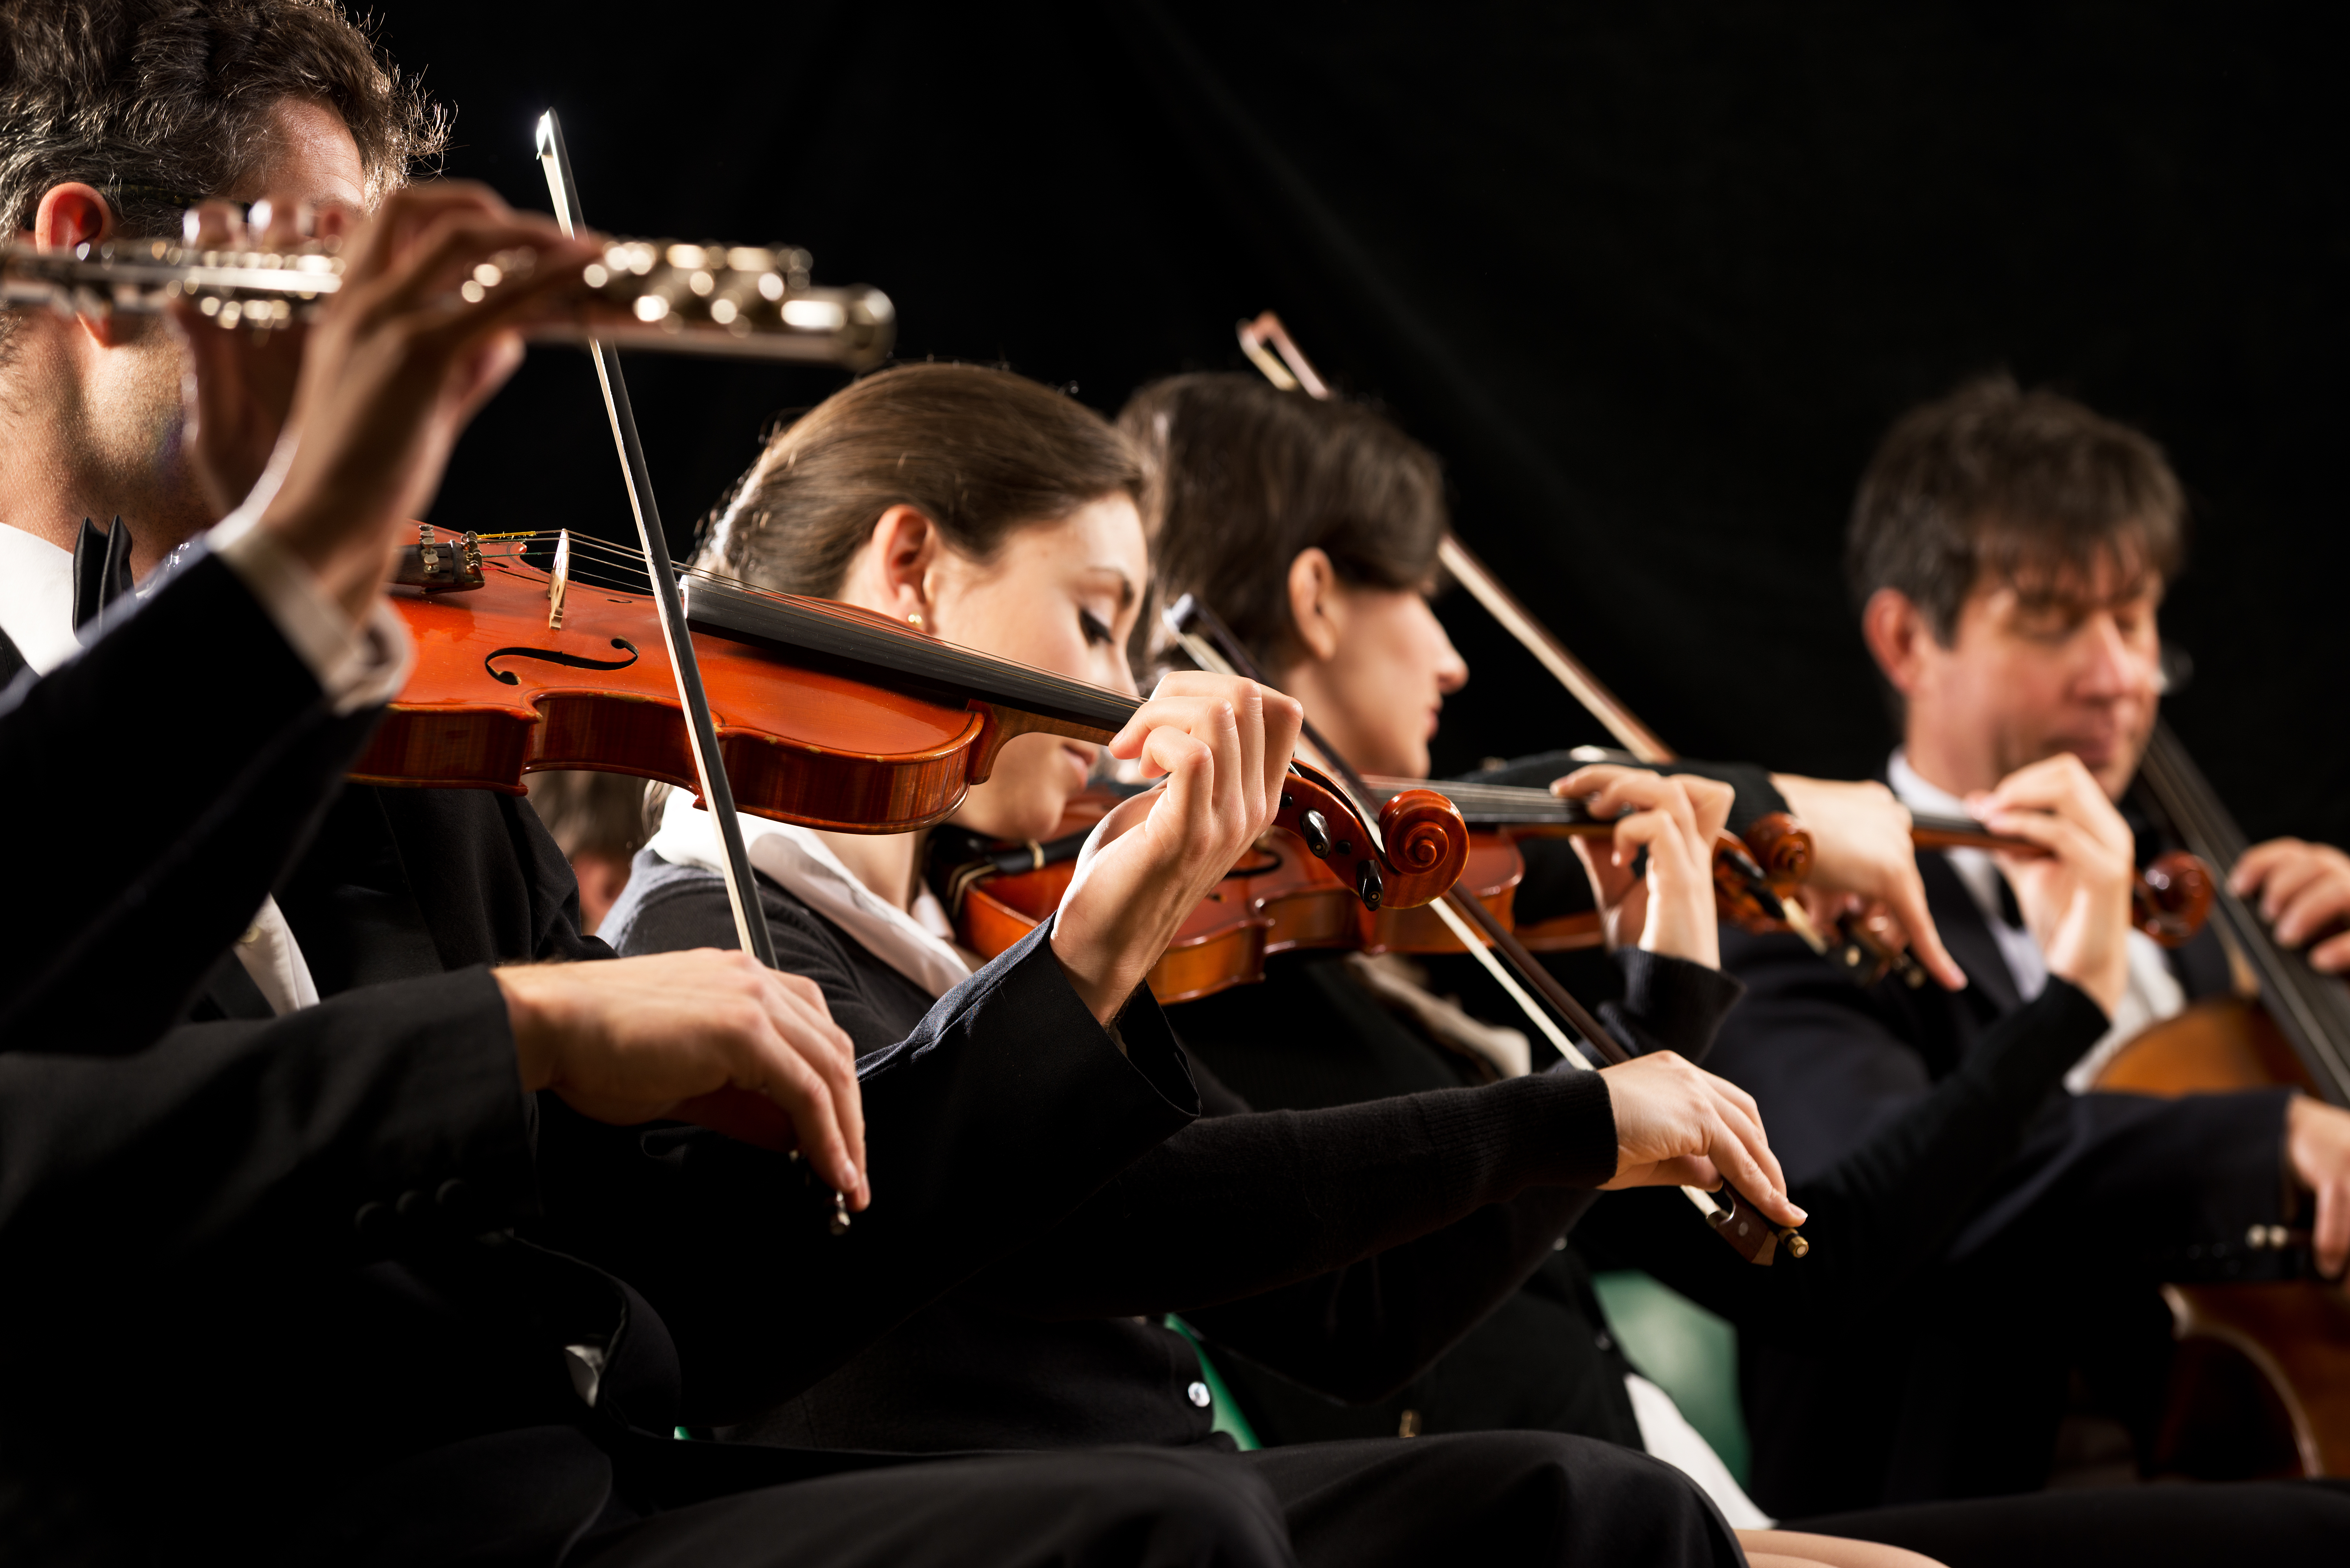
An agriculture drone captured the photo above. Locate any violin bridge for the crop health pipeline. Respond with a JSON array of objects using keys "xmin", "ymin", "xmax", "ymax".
[{"xmin": 547, "ymin": 529, "xmax": 572, "ymax": 630}]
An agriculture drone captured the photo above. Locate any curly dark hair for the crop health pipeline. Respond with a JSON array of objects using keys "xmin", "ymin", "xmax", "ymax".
[
  {"xmin": 0, "ymin": 0, "xmax": 446, "ymax": 242},
  {"xmin": 1846, "ymin": 374, "xmax": 2187, "ymax": 641}
]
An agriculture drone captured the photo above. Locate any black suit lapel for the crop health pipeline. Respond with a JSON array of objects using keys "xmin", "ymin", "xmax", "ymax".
[
  {"xmin": 1917, "ymin": 850, "xmax": 2025, "ymax": 1018},
  {"xmin": 274, "ymin": 785, "xmax": 447, "ymax": 997}
]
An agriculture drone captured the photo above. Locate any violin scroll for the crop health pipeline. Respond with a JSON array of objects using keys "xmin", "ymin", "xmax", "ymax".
[
  {"xmin": 1741, "ymin": 811, "xmax": 1814, "ymax": 887},
  {"xmin": 1277, "ymin": 759, "xmax": 1468, "ymax": 911},
  {"xmin": 2135, "ymin": 849, "xmax": 2216, "ymax": 947}
]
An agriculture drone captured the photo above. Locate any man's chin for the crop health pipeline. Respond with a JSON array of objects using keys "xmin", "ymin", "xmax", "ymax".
[{"xmin": 2036, "ymin": 738, "xmax": 2147, "ymax": 802}]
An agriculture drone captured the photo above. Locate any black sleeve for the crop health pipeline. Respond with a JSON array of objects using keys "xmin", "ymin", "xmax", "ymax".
[
  {"xmin": 0, "ymin": 552, "xmax": 382, "ymax": 1052},
  {"xmin": 1705, "ymin": 926, "xmax": 2302, "ymax": 1293},
  {"xmin": 1455, "ymin": 750, "xmax": 1790, "ymax": 836},
  {"xmin": 1600, "ymin": 947, "xmax": 1747, "ymax": 1062},
  {"xmin": 1577, "ymin": 975, "xmax": 2166, "ymax": 1335},
  {"xmin": 0, "ymin": 967, "xmax": 538, "ymax": 1283},
  {"xmin": 534, "ymin": 920, "xmax": 1204, "ymax": 1424},
  {"xmin": 970, "ymin": 1060, "xmax": 1616, "ymax": 1316},
  {"xmin": 954, "ymin": 953, "xmax": 1730, "ymax": 1402}
]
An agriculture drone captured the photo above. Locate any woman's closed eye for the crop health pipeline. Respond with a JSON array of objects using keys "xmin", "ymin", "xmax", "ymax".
[{"xmin": 1078, "ymin": 608, "xmax": 1114, "ymax": 648}]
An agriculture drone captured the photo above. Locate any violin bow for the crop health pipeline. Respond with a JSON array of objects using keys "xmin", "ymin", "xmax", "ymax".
[
  {"xmin": 539, "ymin": 115, "xmax": 851, "ymax": 1232},
  {"xmin": 1235, "ymin": 311, "xmax": 1889, "ymax": 976},
  {"xmin": 1167, "ymin": 595, "xmax": 1805, "ymax": 1265},
  {"xmin": 537, "ymin": 111, "xmax": 777, "ymax": 973}
]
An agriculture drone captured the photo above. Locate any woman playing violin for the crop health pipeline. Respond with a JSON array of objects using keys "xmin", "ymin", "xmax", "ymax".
[{"xmin": 604, "ymin": 361, "xmax": 1928, "ymax": 1568}]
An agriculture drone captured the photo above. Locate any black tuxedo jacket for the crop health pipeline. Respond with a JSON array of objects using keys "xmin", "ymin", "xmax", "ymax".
[
  {"xmin": 0, "ymin": 550, "xmax": 378, "ymax": 1052},
  {"xmin": 0, "ymin": 776, "xmax": 1200, "ymax": 1564},
  {"xmin": 1710, "ymin": 845, "xmax": 2300, "ymax": 1511}
]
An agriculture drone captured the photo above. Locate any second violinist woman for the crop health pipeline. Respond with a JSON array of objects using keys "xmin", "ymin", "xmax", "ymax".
[{"xmin": 605, "ymin": 361, "xmax": 1934, "ymax": 1568}]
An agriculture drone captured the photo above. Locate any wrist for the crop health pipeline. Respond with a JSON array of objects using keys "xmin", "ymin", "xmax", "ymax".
[
  {"xmin": 495, "ymin": 966, "xmax": 562, "ymax": 1092},
  {"xmin": 1047, "ymin": 931, "xmax": 1135, "ymax": 1026},
  {"xmin": 257, "ymin": 499, "xmax": 389, "ymax": 626}
]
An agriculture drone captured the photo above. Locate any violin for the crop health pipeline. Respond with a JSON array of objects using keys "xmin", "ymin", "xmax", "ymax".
[
  {"xmin": 943, "ymin": 786, "xmax": 1531, "ymax": 1004},
  {"xmin": 355, "ymin": 529, "xmax": 1470, "ymax": 913},
  {"xmin": 1417, "ymin": 774, "xmax": 2214, "ymax": 975},
  {"xmin": 2092, "ymin": 723, "xmax": 2350, "ymax": 1478}
]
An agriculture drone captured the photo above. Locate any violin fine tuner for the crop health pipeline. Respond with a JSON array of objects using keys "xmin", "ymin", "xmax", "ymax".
[{"xmin": 393, "ymin": 525, "xmax": 484, "ymax": 593}]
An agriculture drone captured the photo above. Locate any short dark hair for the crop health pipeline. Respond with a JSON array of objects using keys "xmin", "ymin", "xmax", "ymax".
[
  {"xmin": 526, "ymin": 770, "xmax": 659, "ymax": 863},
  {"xmin": 1118, "ymin": 372, "xmax": 1448, "ymax": 669},
  {"xmin": 1846, "ymin": 374, "xmax": 2186, "ymax": 642},
  {"xmin": 0, "ymin": 0, "xmax": 446, "ymax": 242},
  {"xmin": 698, "ymin": 362, "xmax": 1144, "ymax": 598}
]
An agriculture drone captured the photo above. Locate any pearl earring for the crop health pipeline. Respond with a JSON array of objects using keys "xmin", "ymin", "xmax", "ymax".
[{"xmin": 907, "ymin": 612, "xmax": 924, "ymax": 630}]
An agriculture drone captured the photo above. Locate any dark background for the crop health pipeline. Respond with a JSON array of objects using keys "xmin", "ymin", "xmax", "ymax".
[{"xmin": 381, "ymin": 0, "xmax": 2348, "ymax": 845}]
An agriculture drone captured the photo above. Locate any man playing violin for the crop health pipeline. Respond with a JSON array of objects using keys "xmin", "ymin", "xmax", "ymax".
[
  {"xmin": 1708, "ymin": 374, "xmax": 2350, "ymax": 1514},
  {"xmin": 0, "ymin": 5, "xmax": 1343, "ymax": 1565}
]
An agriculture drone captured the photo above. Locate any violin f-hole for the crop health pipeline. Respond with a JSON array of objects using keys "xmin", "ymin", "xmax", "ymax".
[{"xmin": 484, "ymin": 638, "xmax": 641, "ymax": 686}]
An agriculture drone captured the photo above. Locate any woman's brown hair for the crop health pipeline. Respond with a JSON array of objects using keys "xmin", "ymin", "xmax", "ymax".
[
  {"xmin": 698, "ymin": 362, "xmax": 1144, "ymax": 596},
  {"xmin": 1118, "ymin": 372, "xmax": 1448, "ymax": 670}
]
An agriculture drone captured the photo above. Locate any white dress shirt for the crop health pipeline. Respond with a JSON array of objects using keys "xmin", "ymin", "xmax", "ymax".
[
  {"xmin": 1888, "ymin": 750, "xmax": 2183, "ymax": 1091},
  {"xmin": 0, "ymin": 517, "xmax": 413, "ymax": 1015}
]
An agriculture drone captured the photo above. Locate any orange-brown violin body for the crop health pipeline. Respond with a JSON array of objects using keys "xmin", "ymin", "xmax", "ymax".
[
  {"xmin": 355, "ymin": 550, "xmax": 1009, "ymax": 832},
  {"xmin": 356, "ymin": 545, "xmax": 1469, "ymax": 911},
  {"xmin": 959, "ymin": 789, "xmax": 1590, "ymax": 1005}
]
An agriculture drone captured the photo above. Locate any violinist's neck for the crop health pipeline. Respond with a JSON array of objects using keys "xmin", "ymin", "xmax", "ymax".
[
  {"xmin": 0, "ymin": 319, "xmax": 210, "ymax": 578},
  {"xmin": 812, "ymin": 825, "xmax": 928, "ymax": 914}
]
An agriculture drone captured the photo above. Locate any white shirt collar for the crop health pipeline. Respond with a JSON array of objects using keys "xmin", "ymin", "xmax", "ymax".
[
  {"xmin": 646, "ymin": 788, "xmax": 975, "ymax": 999},
  {"xmin": 0, "ymin": 525, "xmax": 85, "ymax": 675},
  {"xmin": 1889, "ymin": 748, "xmax": 2050, "ymax": 1003}
]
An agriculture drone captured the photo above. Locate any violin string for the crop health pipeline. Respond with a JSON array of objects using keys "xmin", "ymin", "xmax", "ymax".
[{"xmin": 482, "ymin": 528, "xmax": 1147, "ymax": 721}]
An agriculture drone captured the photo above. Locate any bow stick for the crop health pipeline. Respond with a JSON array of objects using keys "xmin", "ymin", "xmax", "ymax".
[
  {"xmin": 538, "ymin": 113, "xmax": 850, "ymax": 1233},
  {"xmin": 537, "ymin": 111, "xmax": 776, "ymax": 971}
]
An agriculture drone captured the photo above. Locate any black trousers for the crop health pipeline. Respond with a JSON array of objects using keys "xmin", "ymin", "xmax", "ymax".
[
  {"xmin": 1795, "ymin": 1479, "xmax": 2350, "ymax": 1567},
  {"xmin": 573, "ymin": 1445, "xmax": 1293, "ymax": 1567},
  {"xmin": 1239, "ymin": 1430, "xmax": 1744, "ymax": 1568},
  {"xmin": 578, "ymin": 1430, "xmax": 1738, "ymax": 1568}
]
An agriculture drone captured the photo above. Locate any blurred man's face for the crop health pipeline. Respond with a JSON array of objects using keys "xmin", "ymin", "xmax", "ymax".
[{"xmin": 1870, "ymin": 547, "xmax": 2165, "ymax": 801}]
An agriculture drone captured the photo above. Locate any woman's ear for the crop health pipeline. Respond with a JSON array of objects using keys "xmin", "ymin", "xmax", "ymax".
[
  {"xmin": 1285, "ymin": 547, "xmax": 1344, "ymax": 663},
  {"xmin": 853, "ymin": 503, "xmax": 943, "ymax": 627}
]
